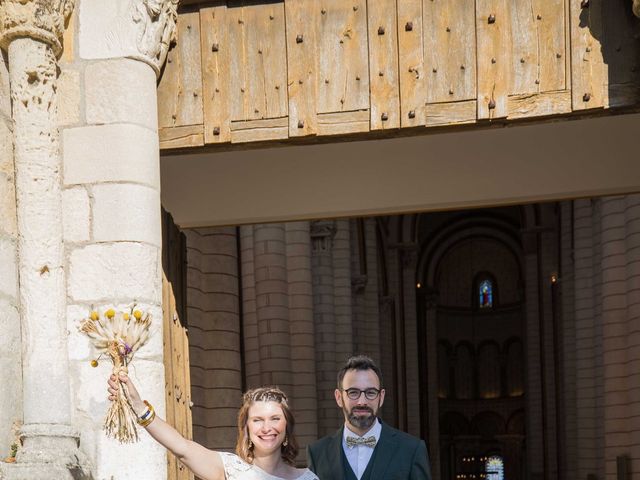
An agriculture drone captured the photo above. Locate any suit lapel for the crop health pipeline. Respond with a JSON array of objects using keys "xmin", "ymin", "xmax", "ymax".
[
  {"xmin": 368, "ymin": 422, "xmax": 400, "ymax": 478},
  {"xmin": 324, "ymin": 427, "xmax": 346, "ymax": 480}
]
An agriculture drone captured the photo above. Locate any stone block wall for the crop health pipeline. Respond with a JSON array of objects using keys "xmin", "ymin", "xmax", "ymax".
[{"xmin": 0, "ymin": 49, "xmax": 21, "ymax": 457}]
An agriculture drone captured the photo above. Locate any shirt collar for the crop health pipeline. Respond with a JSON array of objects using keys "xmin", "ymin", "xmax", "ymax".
[{"xmin": 343, "ymin": 418, "xmax": 382, "ymax": 443}]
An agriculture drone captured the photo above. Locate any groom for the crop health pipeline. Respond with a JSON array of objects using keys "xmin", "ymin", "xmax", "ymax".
[{"xmin": 307, "ymin": 355, "xmax": 431, "ymax": 480}]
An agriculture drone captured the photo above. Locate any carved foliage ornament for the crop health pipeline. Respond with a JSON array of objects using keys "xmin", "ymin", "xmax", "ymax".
[
  {"xmin": 131, "ymin": 0, "xmax": 178, "ymax": 74},
  {"xmin": 0, "ymin": 0, "xmax": 74, "ymax": 57}
]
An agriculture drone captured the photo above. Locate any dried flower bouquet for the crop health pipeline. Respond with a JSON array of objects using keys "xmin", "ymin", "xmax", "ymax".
[{"xmin": 79, "ymin": 307, "xmax": 152, "ymax": 443}]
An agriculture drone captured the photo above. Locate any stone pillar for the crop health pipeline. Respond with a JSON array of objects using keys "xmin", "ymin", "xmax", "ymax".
[
  {"xmin": 254, "ymin": 223, "xmax": 293, "ymax": 389},
  {"xmin": 521, "ymin": 229, "xmax": 545, "ymax": 479},
  {"xmin": 239, "ymin": 222, "xmax": 319, "ymax": 453},
  {"xmin": 559, "ymin": 201, "xmax": 577, "ymax": 480},
  {"xmin": 61, "ymin": 1, "xmax": 177, "ymax": 478},
  {"xmin": 185, "ymin": 227, "xmax": 242, "ymax": 451},
  {"xmin": 424, "ymin": 291, "xmax": 441, "ymax": 480},
  {"xmin": 285, "ymin": 222, "xmax": 318, "ymax": 451},
  {"xmin": 311, "ymin": 220, "xmax": 340, "ymax": 435},
  {"xmin": 399, "ymin": 245, "xmax": 421, "ymax": 437},
  {"xmin": 0, "ymin": 38, "xmax": 21, "ymax": 458},
  {"xmin": 241, "ymin": 225, "xmax": 261, "ymax": 387},
  {"xmin": 333, "ymin": 219, "xmax": 354, "ymax": 364},
  {"xmin": 572, "ymin": 199, "xmax": 604, "ymax": 480},
  {"xmin": 0, "ymin": 1, "xmax": 88, "ymax": 477}
]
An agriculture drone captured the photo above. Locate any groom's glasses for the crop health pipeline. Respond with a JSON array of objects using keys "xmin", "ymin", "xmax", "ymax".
[{"xmin": 343, "ymin": 388, "xmax": 381, "ymax": 400}]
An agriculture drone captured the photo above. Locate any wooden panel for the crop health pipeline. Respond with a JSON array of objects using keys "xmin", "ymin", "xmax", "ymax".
[
  {"xmin": 367, "ymin": 0, "xmax": 400, "ymax": 130},
  {"xmin": 317, "ymin": 0, "xmax": 369, "ymax": 113},
  {"xmin": 425, "ymin": 100, "xmax": 477, "ymax": 126},
  {"xmin": 317, "ymin": 110, "xmax": 370, "ymax": 136},
  {"xmin": 570, "ymin": 0, "xmax": 606, "ymax": 110},
  {"xmin": 423, "ymin": 0, "xmax": 476, "ymax": 103},
  {"xmin": 398, "ymin": 0, "xmax": 426, "ymax": 127},
  {"xmin": 229, "ymin": 2, "xmax": 288, "ymax": 121},
  {"xmin": 162, "ymin": 210, "xmax": 194, "ymax": 480},
  {"xmin": 230, "ymin": 117, "xmax": 289, "ymax": 143},
  {"xmin": 510, "ymin": 2, "xmax": 539, "ymax": 94},
  {"xmin": 158, "ymin": 12, "xmax": 203, "ymax": 128},
  {"xmin": 201, "ymin": 4, "xmax": 231, "ymax": 144},
  {"xmin": 536, "ymin": 0, "xmax": 566, "ymax": 92},
  {"xmin": 285, "ymin": 0, "xmax": 319, "ymax": 137},
  {"xmin": 509, "ymin": 0, "xmax": 565, "ymax": 94},
  {"xmin": 508, "ymin": 90, "xmax": 572, "ymax": 119},
  {"xmin": 160, "ymin": 125, "xmax": 205, "ymax": 150},
  {"xmin": 476, "ymin": 0, "xmax": 511, "ymax": 119}
]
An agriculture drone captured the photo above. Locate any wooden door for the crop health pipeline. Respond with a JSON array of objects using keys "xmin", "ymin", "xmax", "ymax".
[{"xmin": 162, "ymin": 208, "xmax": 194, "ymax": 480}]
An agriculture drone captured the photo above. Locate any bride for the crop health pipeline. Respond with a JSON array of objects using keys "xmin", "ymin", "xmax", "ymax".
[{"xmin": 108, "ymin": 374, "xmax": 318, "ymax": 480}]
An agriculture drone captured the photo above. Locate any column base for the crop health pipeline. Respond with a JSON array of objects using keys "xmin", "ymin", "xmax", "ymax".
[{"xmin": 0, "ymin": 424, "xmax": 91, "ymax": 479}]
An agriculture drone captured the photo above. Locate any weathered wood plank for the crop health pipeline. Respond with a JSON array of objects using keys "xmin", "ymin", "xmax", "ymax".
[
  {"xmin": 367, "ymin": 0, "xmax": 400, "ymax": 130},
  {"xmin": 476, "ymin": 0, "xmax": 511, "ymax": 119},
  {"xmin": 423, "ymin": 0, "xmax": 476, "ymax": 104},
  {"xmin": 230, "ymin": 117, "xmax": 288, "ymax": 131},
  {"xmin": 317, "ymin": 0, "xmax": 369, "ymax": 113},
  {"xmin": 201, "ymin": 4, "xmax": 231, "ymax": 144},
  {"xmin": 397, "ymin": 0, "xmax": 426, "ymax": 127},
  {"xmin": 285, "ymin": 0, "xmax": 319, "ymax": 137},
  {"xmin": 230, "ymin": 116, "xmax": 289, "ymax": 143},
  {"xmin": 162, "ymin": 272, "xmax": 177, "ymax": 480},
  {"xmin": 570, "ymin": 0, "xmax": 606, "ymax": 110},
  {"xmin": 158, "ymin": 12, "xmax": 203, "ymax": 128},
  {"xmin": 536, "ymin": 0, "xmax": 566, "ymax": 92},
  {"xmin": 317, "ymin": 110, "xmax": 370, "ymax": 136},
  {"xmin": 160, "ymin": 125, "xmax": 205, "ymax": 150},
  {"xmin": 425, "ymin": 100, "xmax": 477, "ymax": 126},
  {"xmin": 508, "ymin": 90, "xmax": 572, "ymax": 119},
  {"xmin": 510, "ymin": 1, "xmax": 538, "ymax": 95}
]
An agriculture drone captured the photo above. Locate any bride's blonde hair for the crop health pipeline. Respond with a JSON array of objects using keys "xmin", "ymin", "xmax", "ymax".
[{"xmin": 236, "ymin": 387, "xmax": 299, "ymax": 466}]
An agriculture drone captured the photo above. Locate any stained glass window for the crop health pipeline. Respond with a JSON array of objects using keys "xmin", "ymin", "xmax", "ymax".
[
  {"xmin": 479, "ymin": 279, "xmax": 493, "ymax": 308},
  {"xmin": 485, "ymin": 456, "xmax": 504, "ymax": 480}
]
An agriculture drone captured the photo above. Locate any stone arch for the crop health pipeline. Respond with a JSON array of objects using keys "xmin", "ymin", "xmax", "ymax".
[{"xmin": 477, "ymin": 340, "xmax": 502, "ymax": 399}]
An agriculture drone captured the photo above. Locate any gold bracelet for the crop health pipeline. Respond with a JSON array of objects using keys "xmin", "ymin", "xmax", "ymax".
[{"xmin": 137, "ymin": 400, "xmax": 156, "ymax": 427}]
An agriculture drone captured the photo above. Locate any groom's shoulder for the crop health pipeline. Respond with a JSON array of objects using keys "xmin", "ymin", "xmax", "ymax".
[
  {"xmin": 308, "ymin": 429, "xmax": 341, "ymax": 453},
  {"xmin": 381, "ymin": 422, "xmax": 423, "ymax": 447}
]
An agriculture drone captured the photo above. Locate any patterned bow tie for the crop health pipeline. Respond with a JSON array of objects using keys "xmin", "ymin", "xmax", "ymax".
[{"xmin": 346, "ymin": 435, "xmax": 377, "ymax": 448}]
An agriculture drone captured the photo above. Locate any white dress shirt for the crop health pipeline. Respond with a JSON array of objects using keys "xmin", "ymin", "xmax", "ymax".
[{"xmin": 342, "ymin": 418, "xmax": 382, "ymax": 480}]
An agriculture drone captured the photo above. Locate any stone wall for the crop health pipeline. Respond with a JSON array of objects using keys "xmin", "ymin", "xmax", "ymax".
[{"xmin": 0, "ymin": 48, "xmax": 21, "ymax": 457}]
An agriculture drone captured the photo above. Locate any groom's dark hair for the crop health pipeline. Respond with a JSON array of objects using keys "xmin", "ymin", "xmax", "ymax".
[{"xmin": 337, "ymin": 355, "xmax": 383, "ymax": 389}]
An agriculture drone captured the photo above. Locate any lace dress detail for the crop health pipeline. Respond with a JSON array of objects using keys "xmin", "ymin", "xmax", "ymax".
[{"xmin": 219, "ymin": 452, "xmax": 319, "ymax": 480}]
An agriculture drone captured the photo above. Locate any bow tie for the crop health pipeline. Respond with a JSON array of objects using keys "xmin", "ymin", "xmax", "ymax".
[{"xmin": 346, "ymin": 435, "xmax": 377, "ymax": 448}]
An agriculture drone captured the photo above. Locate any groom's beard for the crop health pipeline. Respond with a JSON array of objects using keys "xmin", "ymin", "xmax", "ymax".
[{"xmin": 344, "ymin": 405, "xmax": 377, "ymax": 430}]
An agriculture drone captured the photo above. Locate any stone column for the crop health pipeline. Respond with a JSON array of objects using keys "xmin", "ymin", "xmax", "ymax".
[
  {"xmin": 0, "ymin": 1, "xmax": 87, "ymax": 477},
  {"xmin": 0, "ymin": 36, "xmax": 21, "ymax": 458},
  {"xmin": 285, "ymin": 221, "xmax": 318, "ymax": 451},
  {"xmin": 311, "ymin": 220, "xmax": 340, "ymax": 435},
  {"xmin": 572, "ymin": 199, "xmax": 604, "ymax": 480},
  {"xmin": 424, "ymin": 291, "xmax": 441, "ymax": 480},
  {"xmin": 185, "ymin": 227, "xmax": 242, "ymax": 451},
  {"xmin": 399, "ymin": 245, "xmax": 421, "ymax": 437},
  {"xmin": 254, "ymin": 223, "xmax": 293, "ymax": 389},
  {"xmin": 61, "ymin": 1, "xmax": 177, "ymax": 478}
]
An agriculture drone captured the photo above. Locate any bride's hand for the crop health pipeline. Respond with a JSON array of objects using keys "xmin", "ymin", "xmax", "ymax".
[{"xmin": 107, "ymin": 373, "xmax": 146, "ymax": 415}]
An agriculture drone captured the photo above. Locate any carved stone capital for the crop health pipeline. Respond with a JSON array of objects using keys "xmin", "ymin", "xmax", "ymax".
[
  {"xmin": 310, "ymin": 220, "xmax": 337, "ymax": 253},
  {"xmin": 130, "ymin": 0, "xmax": 178, "ymax": 75},
  {"xmin": 0, "ymin": 0, "xmax": 74, "ymax": 57}
]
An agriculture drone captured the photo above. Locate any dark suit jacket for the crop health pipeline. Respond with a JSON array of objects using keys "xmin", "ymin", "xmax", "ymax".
[{"xmin": 307, "ymin": 422, "xmax": 432, "ymax": 480}]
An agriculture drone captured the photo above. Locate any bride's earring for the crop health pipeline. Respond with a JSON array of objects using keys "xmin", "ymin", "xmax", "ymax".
[
  {"xmin": 283, "ymin": 436, "xmax": 288, "ymax": 447},
  {"xmin": 248, "ymin": 439, "xmax": 253, "ymax": 449}
]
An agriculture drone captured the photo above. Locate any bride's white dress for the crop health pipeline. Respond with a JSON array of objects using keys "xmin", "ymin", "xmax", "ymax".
[{"xmin": 220, "ymin": 452, "xmax": 319, "ymax": 480}]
